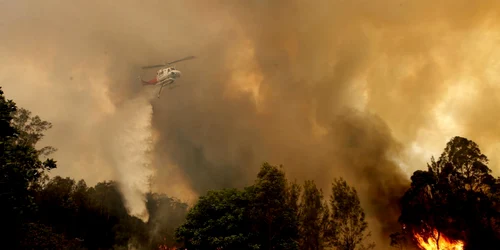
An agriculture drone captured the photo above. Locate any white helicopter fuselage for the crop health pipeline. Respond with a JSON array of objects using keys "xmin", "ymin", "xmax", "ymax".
[{"xmin": 157, "ymin": 67, "xmax": 181, "ymax": 85}]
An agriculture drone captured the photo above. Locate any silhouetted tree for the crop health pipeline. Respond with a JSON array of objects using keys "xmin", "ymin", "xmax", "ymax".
[
  {"xmin": 397, "ymin": 136, "xmax": 500, "ymax": 250},
  {"xmin": 146, "ymin": 193, "xmax": 189, "ymax": 248},
  {"xmin": 0, "ymin": 87, "xmax": 57, "ymax": 248},
  {"xmin": 298, "ymin": 180, "xmax": 329, "ymax": 250},
  {"xmin": 247, "ymin": 163, "xmax": 300, "ymax": 250},
  {"xmin": 11, "ymin": 107, "xmax": 57, "ymax": 157},
  {"xmin": 327, "ymin": 177, "xmax": 375, "ymax": 250},
  {"xmin": 0, "ymin": 87, "xmax": 192, "ymax": 249}
]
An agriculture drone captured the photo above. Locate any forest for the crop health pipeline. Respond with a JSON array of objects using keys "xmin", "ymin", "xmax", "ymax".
[{"xmin": 1, "ymin": 85, "xmax": 500, "ymax": 250}]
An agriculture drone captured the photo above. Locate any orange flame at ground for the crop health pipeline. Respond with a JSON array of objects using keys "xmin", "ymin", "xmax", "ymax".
[
  {"xmin": 157, "ymin": 237, "xmax": 183, "ymax": 250},
  {"xmin": 414, "ymin": 229, "xmax": 464, "ymax": 250}
]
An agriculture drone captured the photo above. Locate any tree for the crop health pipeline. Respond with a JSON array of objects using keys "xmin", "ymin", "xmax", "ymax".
[
  {"xmin": 11, "ymin": 107, "xmax": 57, "ymax": 157},
  {"xmin": 174, "ymin": 162, "xmax": 301, "ymax": 250},
  {"xmin": 175, "ymin": 188, "xmax": 253, "ymax": 250},
  {"xmin": 247, "ymin": 162, "xmax": 300, "ymax": 250},
  {"xmin": 0, "ymin": 87, "xmax": 57, "ymax": 248},
  {"xmin": 19, "ymin": 222, "xmax": 85, "ymax": 250},
  {"xmin": 298, "ymin": 180, "xmax": 329, "ymax": 250},
  {"xmin": 389, "ymin": 231, "xmax": 410, "ymax": 250},
  {"xmin": 328, "ymin": 177, "xmax": 375, "ymax": 250},
  {"xmin": 289, "ymin": 179, "xmax": 301, "ymax": 222},
  {"xmin": 397, "ymin": 136, "xmax": 500, "ymax": 250},
  {"xmin": 146, "ymin": 192, "xmax": 189, "ymax": 248},
  {"xmin": 0, "ymin": 87, "xmax": 198, "ymax": 249},
  {"xmin": 36, "ymin": 176, "xmax": 78, "ymax": 236},
  {"xmin": 398, "ymin": 169, "xmax": 450, "ymax": 244}
]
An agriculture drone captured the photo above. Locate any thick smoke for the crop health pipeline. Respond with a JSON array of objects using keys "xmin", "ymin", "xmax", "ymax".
[{"xmin": 2, "ymin": 0, "xmax": 500, "ymax": 247}]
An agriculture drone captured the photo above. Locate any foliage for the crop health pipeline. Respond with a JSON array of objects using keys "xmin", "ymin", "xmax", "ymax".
[
  {"xmin": 327, "ymin": 177, "xmax": 375, "ymax": 250},
  {"xmin": 0, "ymin": 87, "xmax": 190, "ymax": 249},
  {"xmin": 397, "ymin": 136, "xmax": 500, "ymax": 250},
  {"xmin": 0, "ymin": 87, "xmax": 57, "ymax": 248},
  {"xmin": 146, "ymin": 192, "xmax": 189, "ymax": 248},
  {"xmin": 389, "ymin": 231, "xmax": 410, "ymax": 250},
  {"xmin": 175, "ymin": 163, "xmax": 303, "ymax": 250},
  {"xmin": 20, "ymin": 222, "xmax": 85, "ymax": 250},
  {"xmin": 175, "ymin": 163, "xmax": 378, "ymax": 250},
  {"xmin": 247, "ymin": 162, "xmax": 301, "ymax": 250},
  {"xmin": 175, "ymin": 188, "xmax": 252, "ymax": 249},
  {"xmin": 298, "ymin": 180, "xmax": 329, "ymax": 250},
  {"xmin": 11, "ymin": 107, "xmax": 57, "ymax": 157},
  {"xmin": 30, "ymin": 175, "xmax": 189, "ymax": 249}
]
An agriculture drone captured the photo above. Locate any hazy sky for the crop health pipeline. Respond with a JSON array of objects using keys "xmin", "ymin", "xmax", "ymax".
[{"xmin": 1, "ymin": 0, "xmax": 500, "ymax": 247}]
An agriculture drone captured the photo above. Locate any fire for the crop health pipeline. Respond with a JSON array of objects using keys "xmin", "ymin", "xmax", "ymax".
[
  {"xmin": 158, "ymin": 245, "xmax": 180, "ymax": 250},
  {"xmin": 414, "ymin": 229, "xmax": 464, "ymax": 250},
  {"xmin": 157, "ymin": 237, "xmax": 183, "ymax": 250}
]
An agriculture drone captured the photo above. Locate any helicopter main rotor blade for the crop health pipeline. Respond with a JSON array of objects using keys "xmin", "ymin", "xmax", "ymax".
[
  {"xmin": 141, "ymin": 56, "xmax": 196, "ymax": 70},
  {"xmin": 141, "ymin": 64, "xmax": 166, "ymax": 69},
  {"xmin": 165, "ymin": 55, "xmax": 196, "ymax": 65}
]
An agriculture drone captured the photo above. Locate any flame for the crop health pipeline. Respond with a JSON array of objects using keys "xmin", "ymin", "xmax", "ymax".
[
  {"xmin": 157, "ymin": 237, "xmax": 181, "ymax": 250},
  {"xmin": 414, "ymin": 229, "xmax": 464, "ymax": 250}
]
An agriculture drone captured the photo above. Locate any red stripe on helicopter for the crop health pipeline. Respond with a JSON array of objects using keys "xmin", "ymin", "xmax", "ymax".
[{"xmin": 143, "ymin": 78, "xmax": 158, "ymax": 85}]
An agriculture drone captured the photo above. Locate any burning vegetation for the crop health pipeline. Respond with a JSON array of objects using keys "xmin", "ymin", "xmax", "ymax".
[
  {"xmin": 390, "ymin": 137, "xmax": 500, "ymax": 250},
  {"xmin": 413, "ymin": 229, "xmax": 464, "ymax": 250}
]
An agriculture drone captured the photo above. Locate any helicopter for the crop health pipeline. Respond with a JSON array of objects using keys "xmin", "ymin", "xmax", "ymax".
[{"xmin": 138, "ymin": 55, "xmax": 196, "ymax": 98}]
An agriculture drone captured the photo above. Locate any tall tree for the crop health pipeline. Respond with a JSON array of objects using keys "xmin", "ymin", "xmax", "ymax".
[
  {"xmin": 298, "ymin": 180, "xmax": 329, "ymax": 250},
  {"xmin": 328, "ymin": 177, "xmax": 375, "ymax": 250},
  {"xmin": 397, "ymin": 136, "xmax": 500, "ymax": 250},
  {"xmin": 0, "ymin": 87, "xmax": 57, "ymax": 248},
  {"xmin": 175, "ymin": 162, "xmax": 301, "ymax": 250},
  {"xmin": 175, "ymin": 188, "xmax": 253, "ymax": 250},
  {"xmin": 247, "ymin": 162, "xmax": 300, "ymax": 250},
  {"xmin": 289, "ymin": 179, "xmax": 301, "ymax": 223},
  {"xmin": 146, "ymin": 193, "xmax": 189, "ymax": 248},
  {"xmin": 398, "ymin": 169, "xmax": 449, "ymax": 245}
]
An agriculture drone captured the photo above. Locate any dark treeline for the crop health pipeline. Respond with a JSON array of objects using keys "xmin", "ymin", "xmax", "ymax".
[
  {"xmin": 0, "ymin": 87, "xmax": 188, "ymax": 250},
  {"xmin": 27, "ymin": 177, "xmax": 189, "ymax": 249},
  {"xmin": 2, "ymin": 85, "xmax": 500, "ymax": 250}
]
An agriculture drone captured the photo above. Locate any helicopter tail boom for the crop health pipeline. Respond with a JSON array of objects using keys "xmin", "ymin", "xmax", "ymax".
[{"xmin": 138, "ymin": 76, "xmax": 158, "ymax": 85}]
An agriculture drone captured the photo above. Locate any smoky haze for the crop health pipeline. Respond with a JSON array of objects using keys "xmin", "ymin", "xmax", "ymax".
[{"xmin": 1, "ymin": 0, "xmax": 500, "ymax": 247}]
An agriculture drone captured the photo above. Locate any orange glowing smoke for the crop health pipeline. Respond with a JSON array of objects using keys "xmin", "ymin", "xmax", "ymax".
[{"xmin": 414, "ymin": 229, "xmax": 464, "ymax": 250}]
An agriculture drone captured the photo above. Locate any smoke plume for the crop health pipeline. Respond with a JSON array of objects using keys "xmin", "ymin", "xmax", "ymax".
[{"xmin": 2, "ymin": 0, "xmax": 500, "ymax": 246}]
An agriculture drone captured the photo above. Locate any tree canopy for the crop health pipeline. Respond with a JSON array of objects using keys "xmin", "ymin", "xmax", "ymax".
[
  {"xmin": 396, "ymin": 136, "xmax": 500, "ymax": 250},
  {"xmin": 0, "ymin": 87, "xmax": 57, "ymax": 248},
  {"xmin": 328, "ymin": 178, "xmax": 375, "ymax": 250},
  {"xmin": 175, "ymin": 163, "xmax": 375, "ymax": 250},
  {"xmin": 0, "ymin": 87, "xmax": 188, "ymax": 249}
]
